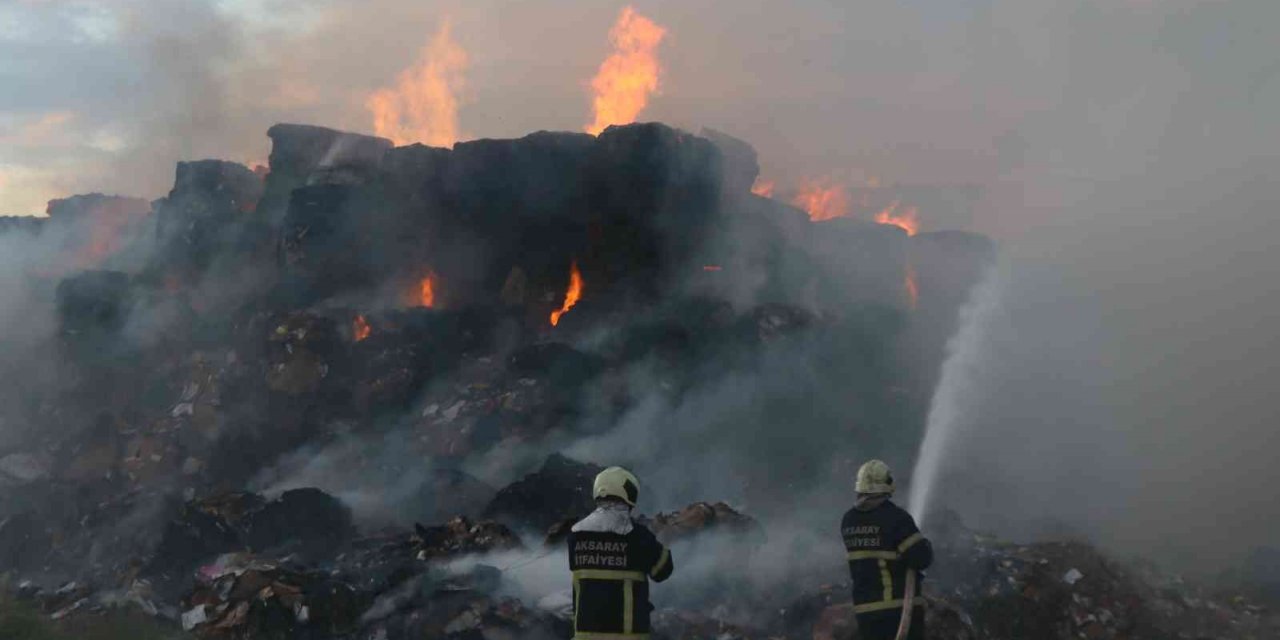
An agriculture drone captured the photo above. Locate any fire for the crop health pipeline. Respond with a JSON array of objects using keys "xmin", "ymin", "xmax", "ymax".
[
  {"xmin": 584, "ymin": 7, "xmax": 667, "ymax": 136},
  {"xmin": 84, "ymin": 215, "xmax": 134, "ymax": 266},
  {"xmin": 353, "ymin": 315, "xmax": 372, "ymax": 342},
  {"xmin": 874, "ymin": 202, "xmax": 920, "ymax": 236},
  {"xmin": 366, "ymin": 21, "xmax": 467, "ymax": 147},
  {"xmin": 417, "ymin": 273, "xmax": 437, "ymax": 308},
  {"xmin": 905, "ymin": 265, "xmax": 919, "ymax": 309},
  {"xmin": 46, "ymin": 196, "xmax": 152, "ymax": 270},
  {"xmin": 550, "ymin": 261, "xmax": 584, "ymax": 327},
  {"xmin": 750, "ymin": 178, "xmax": 775, "ymax": 198},
  {"xmin": 702, "ymin": 265, "xmax": 723, "ymax": 272},
  {"xmin": 792, "ymin": 178, "xmax": 850, "ymax": 222}
]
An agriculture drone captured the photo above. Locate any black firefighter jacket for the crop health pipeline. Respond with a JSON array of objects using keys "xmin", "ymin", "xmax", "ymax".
[
  {"xmin": 840, "ymin": 498, "xmax": 934, "ymax": 616},
  {"xmin": 567, "ymin": 522, "xmax": 673, "ymax": 639}
]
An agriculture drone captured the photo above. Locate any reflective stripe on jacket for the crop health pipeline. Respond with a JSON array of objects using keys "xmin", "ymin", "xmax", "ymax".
[
  {"xmin": 569, "ymin": 523, "xmax": 673, "ymax": 639},
  {"xmin": 840, "ymin": 498, "xmax": 933, "ymax": 614}
]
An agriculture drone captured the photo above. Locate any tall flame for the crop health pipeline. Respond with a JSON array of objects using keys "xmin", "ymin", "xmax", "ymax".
[
  {"xmin": 550, "ymin": 261, "xmax": 584, "ymax": 327},
  {"xmin": 905, "ymin": 265, "xmax": 919, "ymax": 309},
  {"xmin": 366, "ymin": 21, "xmax": 467, "ymax": 147},
  {"xmin": 792, "ymin": 178, "xmax": 850, "ymax": 222},
  {"xmin": 417, "ymin": 273, "xmax": 437, "ymax": 308},
  {"xmin": 751, "ymin": 178, "xmax": 775, "ymax": 198},
  {"xmin": 874, "ymin": 202, "xmax": 920, "ymax": 236},
  {"xmin": 584, "ymin": 7, "xmax": 667, "ymax": 136},
  {"xmin": 353, "ymin": 315, "xmax": 372, "ymax": 342}
]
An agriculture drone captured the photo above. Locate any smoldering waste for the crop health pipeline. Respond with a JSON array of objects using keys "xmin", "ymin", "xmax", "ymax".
[{"xmin": 0, "ymin": 122, "xmax": 1273, "ymax": 638}]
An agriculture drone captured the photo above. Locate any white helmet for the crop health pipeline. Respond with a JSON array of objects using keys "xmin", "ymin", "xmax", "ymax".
[
  {"xmin": 855, "ymin": 459, "xmax": 895, "ymax": 495},
  {"xmin": 593, "ymin": 466, "xmax": 640, "ymax": 507}
]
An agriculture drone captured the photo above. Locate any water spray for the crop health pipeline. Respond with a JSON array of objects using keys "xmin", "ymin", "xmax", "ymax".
[{"xmin": 907, "ymin": 260, "xmax": 1008, "ymax": 528}]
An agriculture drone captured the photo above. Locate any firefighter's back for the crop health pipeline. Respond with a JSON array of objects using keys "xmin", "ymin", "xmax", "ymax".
[
  {"xmin": 840, "ymin": 460, "xmax": 933, "ymax": 640},
  {"xmin": 568, "ymin": 523, "xmax": 671, "ymax": 638},
  {"xmin": 567, "ymin": 466, "xmax": 674, "ymax": 640}
]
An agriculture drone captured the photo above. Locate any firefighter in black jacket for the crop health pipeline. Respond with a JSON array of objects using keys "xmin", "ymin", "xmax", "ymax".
[
  {"xmin": 567, "ymin": 466, "xmax": 674, "ymax": 640},
  {"xmin": 841, "ymin": 459, "xmax": 933, "ymax": 640}
]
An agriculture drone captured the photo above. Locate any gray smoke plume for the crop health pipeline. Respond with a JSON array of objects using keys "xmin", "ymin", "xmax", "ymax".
[{"xmin": 3, "ymin": 0, "xmax": 1278, "ymax": 580}]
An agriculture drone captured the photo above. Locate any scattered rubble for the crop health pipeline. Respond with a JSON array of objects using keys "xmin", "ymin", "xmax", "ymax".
[
  {"xmin": 924, "ymin": 531, "xmax": 1280, "ymax": 640},
  {"xmin": 412, "ymin": 517, "xmax": 522, "ymax": 561},
  {"xmin": 146, "ymin": 488, "xmax": 353, "ymax": 593},
  {"xmin": 646, "ymin": 501, "xmax": 764, "ymax": 545},
  {"xmin": 243, "ymin": 488, "xmax": 355, "ymax": 558},
  {"xmin": 483, "ymin": 454, "xmax": 603, "ymax": 532},
  {"xmin": 3, "ymin": 119, "xmax": 1264, "ymax": 640},
  {"xmin": 182, "ymin": 553, "xmax": 360, "ymax": 637}
]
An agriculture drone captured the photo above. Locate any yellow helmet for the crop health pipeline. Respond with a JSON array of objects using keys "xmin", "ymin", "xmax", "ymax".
[
  {"xmin": 593, "ymin": 466, "xmax": 640, "ymax": 507},
  {"xmin": 855, "ymin": 459, "xmax": 895, "ymax": 495}
]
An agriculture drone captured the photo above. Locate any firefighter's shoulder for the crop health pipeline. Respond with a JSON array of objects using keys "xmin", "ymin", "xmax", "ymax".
[
  {"xmin": 628, "ymin": 520, "xmax": 660, "ymax": 542},
  {"xmin": 840, "ymin": 505, "xmax": 862, "ymax": 526},
  {"xmin": 879, "ymin": 499, "xmax": 908, "ymax": 518},
  {"xmin": 627, "ymin": 520, "xmax": 667, "ymax": 557},
  {"xmin": 879, "ymin": 500, "xmax": 920, "ymax": 528}
]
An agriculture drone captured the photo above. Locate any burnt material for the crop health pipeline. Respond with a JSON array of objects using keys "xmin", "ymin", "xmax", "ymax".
[
  {"xmin": 412, "ymin": 516, "xmax": 521, "ymax": 560},
  {"xmin": 148, "ymin": 160, "xmax": 267, "ymax": 281},
  {"xmin": 482, "ymin": 454, "xmax": 604, "ymax": 532},
  {"xmin": 244, "ymin": 488, "xmax": 355, "ymax": 557},
  {"xmin": 645, "ymin": 502, "xmax": 764, "ymax": 545},
  {"xmin": 56, "ymin": 270, "xmax": 133, "ymax": 335},
  {"xmin": 507, "ymin": 342, "xmax": 604, "ymax": 389},
  {"xmin": 260, "ymin": 123, "xmax": 392, "ymax": 220}
]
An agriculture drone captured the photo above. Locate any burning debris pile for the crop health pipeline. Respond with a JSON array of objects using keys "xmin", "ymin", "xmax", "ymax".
[{"xmin": 3, "ymin": 120, "xmax": 1269, "ymax": 639}]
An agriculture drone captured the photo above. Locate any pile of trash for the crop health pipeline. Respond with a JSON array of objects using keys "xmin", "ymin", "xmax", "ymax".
[
  {"xmin": 162, "ymin": 498, "xmax": 538, "ymax": 638},
  {"xmin": 146, "ymin": 488, "xmax": 355, "ymax": 596},
  {"xmin": 1, "ymin": 118, "xmax": 1269, "ymax": 640},
  {"xmin": 3, "ymin": 455, "xmax": 1278, "ymax": 639},
  {"xmin": 181, "ymin": 553, "xmax": 359, "ymax": 637},
  {"xmin": 646, "ymin": 501, "xmax": 765, "ymax": 545},
  {"xmin": 919, "ymin": 530, "xmax": 1280, "ymax": 640}
]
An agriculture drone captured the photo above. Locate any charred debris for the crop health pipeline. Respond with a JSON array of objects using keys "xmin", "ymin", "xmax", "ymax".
[{"xmin": 0, "ymin": 122, "xmax": 1272, "ymax": 638}]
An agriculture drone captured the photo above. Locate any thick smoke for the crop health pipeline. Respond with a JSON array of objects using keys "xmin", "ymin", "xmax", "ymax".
[
  {"xmin": 4, "ymin": 0, "xmax": 1278, "ymax": 581},
  {"xmin": 907, "ymin": 0, "xmax": 1280, "ymax": 575}
]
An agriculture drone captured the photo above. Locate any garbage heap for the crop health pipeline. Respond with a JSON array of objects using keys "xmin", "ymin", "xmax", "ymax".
[
  {"xmin": 6, "ymin": 455, "xmax": 1277, "ymax": 639},
  {"xmin": 1, "ymin": 121, "xmax": 1269, "ymax": 638}
]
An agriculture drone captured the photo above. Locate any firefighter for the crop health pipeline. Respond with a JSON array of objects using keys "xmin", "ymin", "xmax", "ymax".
[
  {"xmin": 840, "ymin": 459, "xmax": 933, "ymax": 640},
  {"xmin": 567, "ymin": 466, "xmax": 673, "ymax": 639}
]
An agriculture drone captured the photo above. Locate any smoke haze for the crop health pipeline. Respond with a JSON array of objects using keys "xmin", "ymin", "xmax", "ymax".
[{"xmin": 2, "ymin": 0, "xmax": 1278, "ymax": 575}]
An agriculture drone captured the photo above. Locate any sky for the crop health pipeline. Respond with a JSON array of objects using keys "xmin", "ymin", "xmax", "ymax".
[
  {"xmin": 0, "ymin": 0, "xmax": 1232, "ymax": 226},
  {"xmin": 1, "ymin": 0, "xmax": 1278, "ymax": 572}
]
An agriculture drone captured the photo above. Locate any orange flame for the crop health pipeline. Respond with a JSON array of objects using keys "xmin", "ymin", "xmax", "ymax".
[
  {"xmin": 905, "ymin": 265, "xmax": 919, "ymax": 309},
  {"xmin": 550, "ymin": 261, "xmax": 584, "ymax": 326},
  {"xmin": 874, "ymin": 202, "xmax": 920, "ymax": 236},
  {"xmin": 584, "ymin": 7, "xmax": 667, "ymax": 136},
  {"xmin": 792, "ymin": 178, "xmax": 850, "ymax": 222},
  {"xmin": 367, "ymin": 21, "xmax": 467, "ymax": 147},
  {"xmin": 48, "ymin": 197, "xmax": 152, "ymax": 270},
  {"xmin": 84, "ymin": 215, "xmax": 134, "ymax": 266},
  {"xmin": 417, "ymin": 273, "xmax": 437, "ymax": 308},
  {"xmin": 750, "ymin": 178, "xmax": 775, "ymax": 198},
  {"xmin": 702, "ymin": 265, "xmax": 723, "ymax": 272},
  {"xmin": 353, "ymin": 315, "xmax": 372, "ymax": 342}
]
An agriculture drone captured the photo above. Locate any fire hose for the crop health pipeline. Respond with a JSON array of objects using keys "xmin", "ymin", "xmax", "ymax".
[{"xmin": 894, "ymin": 568, "xmax": 917, "ymax": 640}]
